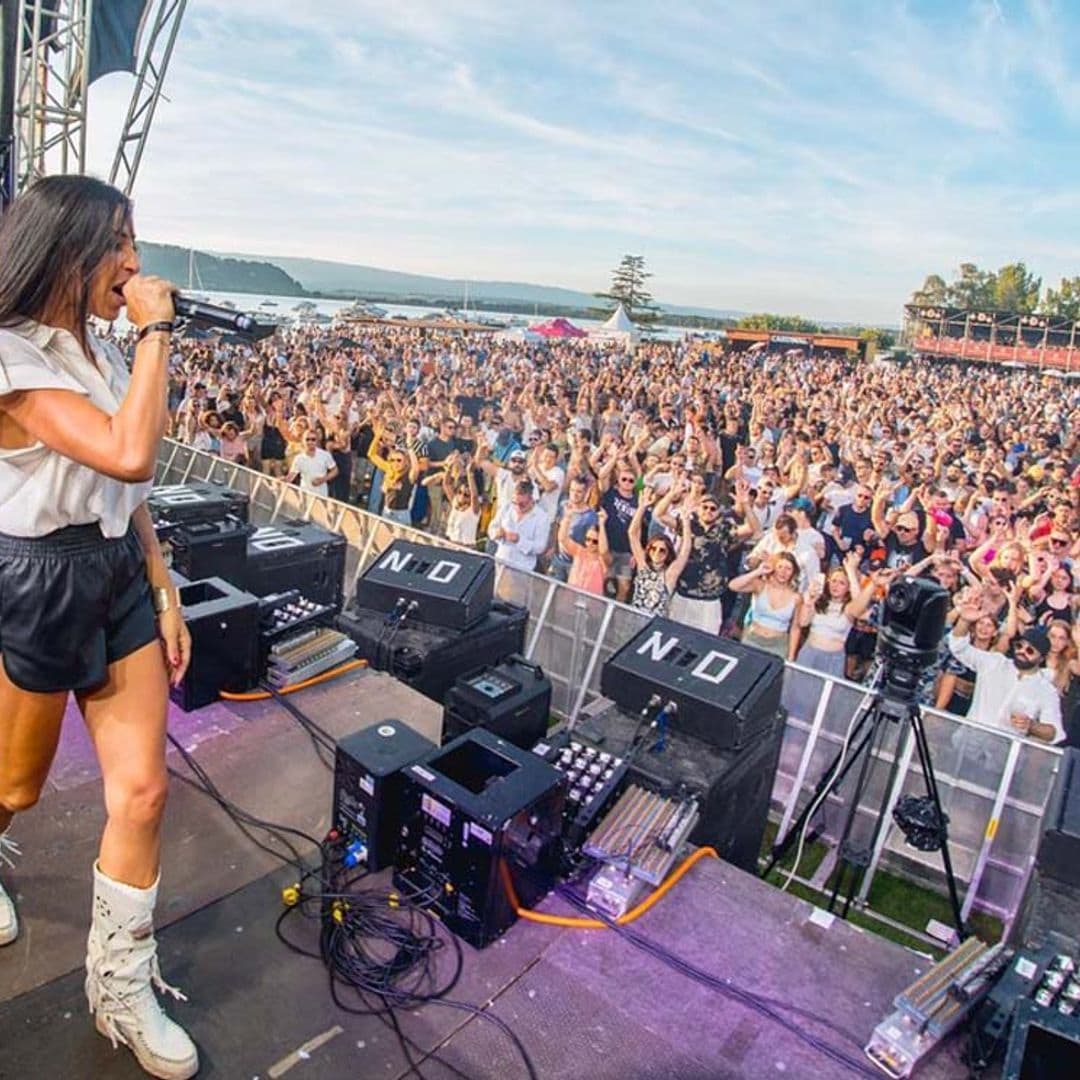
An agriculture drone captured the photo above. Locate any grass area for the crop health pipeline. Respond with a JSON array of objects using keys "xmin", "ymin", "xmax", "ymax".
[{"xmin": 758, "ymin": 820, "xmax": 1004, "ymax": 956}]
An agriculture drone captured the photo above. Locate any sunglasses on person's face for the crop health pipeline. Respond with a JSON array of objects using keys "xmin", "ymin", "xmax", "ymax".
[
  {"xmin": 585, "ymin": 534, "xmax": 599, "ymax": 545},
  {"xmin": 700, "ymin": 504, "xmax": 719, "ymax": 514},
  {"xmin": 618, "ymin": 476, "xmax": 635, "ymax": 485},
  {"xmin": 1014, "ymin": 643, "xmax": 1040, "ymax": 660}
]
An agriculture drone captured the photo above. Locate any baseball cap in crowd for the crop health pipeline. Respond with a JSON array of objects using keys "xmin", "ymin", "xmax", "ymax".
[
  {"xmin": 509, "ymin": 450, "xmax": 527, "ymax": 462},
  {"xmin": 786, "ymin": 496, "xmax": 814, "ymax": 513}
]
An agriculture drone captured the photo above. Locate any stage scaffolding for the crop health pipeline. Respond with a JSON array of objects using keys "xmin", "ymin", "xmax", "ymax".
[{"xmin": 904, "ymin": 304, "xmax": 1079, "ymax": 372}]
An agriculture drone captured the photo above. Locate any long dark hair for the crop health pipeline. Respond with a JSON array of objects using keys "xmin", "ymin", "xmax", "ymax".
[{"xmin": 0, "ymin": 175, "xmax": 131, "ymax": 332}]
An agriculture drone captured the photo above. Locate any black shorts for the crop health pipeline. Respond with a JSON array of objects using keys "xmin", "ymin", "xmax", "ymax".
[{"xmin": 0, "ymin": 523, "xmax": 157, "ymax": 693}]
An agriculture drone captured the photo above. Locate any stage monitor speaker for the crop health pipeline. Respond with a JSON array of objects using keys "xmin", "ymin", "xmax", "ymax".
[
  {"xmin": 355, "ymin": 538, "xmax": 494, "ymax": 630},
  {"xmin": 148, "ymin": 481, "xmax": 250, "ymax": 529},
  {"xmin": 170, "ymin": 577, "xmax": 260, "ymax": 711},
  {"xmin": 575, "ymin": 703, "xmax": 784, "ymax": 874},
  {"xmin": 242, "ymin": 520, "xmax": 347, "ymax": 610},
  {"xmin": 442, "ymin": 655, "xmax": 551, "ymax": 750},
  {"xmin": 336, "ymin": 599, "xmax": 527, "ymax": 706},
  {"xmin": 1036, "ymin": 747, "xmax": 1080, "ymax": 889},
  {"xmin": 393, "ymin": 728, "xmax": 564, "ymax": 948},
  {"xmin": 333, "ymin": 720, "xmax": 437, "ymax": 871},
  {"xmin": 169, "ymin": 517, "xmax": 250, "ymax": 588},
  {"xmin": 600, "ymin": 616, "xmax": 783, "ymax": 750}
]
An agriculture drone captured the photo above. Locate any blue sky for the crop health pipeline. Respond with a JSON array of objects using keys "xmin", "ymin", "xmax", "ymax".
[{"xmin": 84, "ymin": 0, "xmax": 1080, "ymax": 324}]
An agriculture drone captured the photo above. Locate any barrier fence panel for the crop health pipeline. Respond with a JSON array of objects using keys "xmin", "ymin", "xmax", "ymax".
[{"xmin": 155, "ymin": 442, "xmax": 1063, "ymax": 933}]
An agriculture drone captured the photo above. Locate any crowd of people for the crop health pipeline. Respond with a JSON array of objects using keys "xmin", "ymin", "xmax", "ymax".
[{"xmin": 147, "ymin": 319, "xmax": 1079, "ymax": 745}]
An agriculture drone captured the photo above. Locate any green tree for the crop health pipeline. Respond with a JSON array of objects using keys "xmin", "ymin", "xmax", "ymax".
[
  {"xmin": 856, "ymin": 326, "xmax": 896, "ymax": 351},
  {"xmin": 735, "ymin": 313, "xmax": 821, "ymax": 333},
  {"xmin": 910, "ymin": 273, "xmax": 949, "ymax": 306},
  {"xmin": 992, "ymin": 262, "xmax": 1041, "ymax": 313},
  {"xmin": 1040, "ymin": 276, "xmax": 1080, "ymax": 321},
  {"xmin": 594, "ymin": 255, "xmax": 660, "ymax": 323},
  {"xmin": 947, "ymin": 263, "xmax": 996, "ymax": 310}
]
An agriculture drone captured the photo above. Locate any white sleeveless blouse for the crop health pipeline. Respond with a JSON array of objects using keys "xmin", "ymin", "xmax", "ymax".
[{"xmin": 0, "ymin": 320, "xmax": 153, "ymax": 538}]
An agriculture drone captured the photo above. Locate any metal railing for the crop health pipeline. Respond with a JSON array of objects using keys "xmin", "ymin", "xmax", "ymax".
[{"xmin": 157, "ymin": 440, "xmax": 1063, "ymax": 936}]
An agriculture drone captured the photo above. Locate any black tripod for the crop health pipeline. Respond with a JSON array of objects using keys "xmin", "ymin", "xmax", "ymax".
[{"xmin": 765, "ymin": 687, "xmax": 967, "ymax": 941}]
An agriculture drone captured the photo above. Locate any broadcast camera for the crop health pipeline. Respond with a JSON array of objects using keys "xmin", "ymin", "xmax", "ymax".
[{"xmin": 875, "ymin": 575, "xmax": 950, "ymax": 704}]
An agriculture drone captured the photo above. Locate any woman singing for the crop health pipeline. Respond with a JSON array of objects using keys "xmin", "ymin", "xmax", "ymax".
[{"xmin": 0, "ymin": 177, "xmax": 197, "ymax": 1078}]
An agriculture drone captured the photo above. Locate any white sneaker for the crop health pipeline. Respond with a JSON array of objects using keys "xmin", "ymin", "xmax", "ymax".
[{"xmin": 0, "ymin": 830, "xmax": 19, "ymax": 946}]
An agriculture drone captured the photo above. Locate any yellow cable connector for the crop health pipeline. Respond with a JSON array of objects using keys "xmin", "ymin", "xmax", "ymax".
[
  {"xmin": 331, "ymin": 900, "xmax": 348, "ymax": 924},
  {"xmin": 281, "ymin": 884, "xmax": 301, "ymax": 907}
]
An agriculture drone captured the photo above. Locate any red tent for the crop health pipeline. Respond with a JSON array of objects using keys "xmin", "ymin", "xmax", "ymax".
[{"xmin": 531, "ymin": 317, "xmax": 587, "ymax": 338}]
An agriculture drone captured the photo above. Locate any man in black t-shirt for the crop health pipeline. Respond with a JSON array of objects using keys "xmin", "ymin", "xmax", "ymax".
[
  {"xmin": 426, "ymin": 416, "xmax": 463, "ymax": 531},
  {"xmin": 600, "ymin": 467, "xmax": 639, "ymax": 602}
]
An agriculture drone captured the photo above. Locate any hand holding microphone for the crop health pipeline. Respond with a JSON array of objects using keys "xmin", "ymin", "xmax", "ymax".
[{"xmin": 123, "ymin": 274, "xmax": 176, "ymax": 328}]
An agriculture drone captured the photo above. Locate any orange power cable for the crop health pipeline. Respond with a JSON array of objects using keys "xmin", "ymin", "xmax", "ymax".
[
  {"xmin": 501, "ymin": 844, "xmax": 719, "ymax": 929},
  {"xmin": 218, "ymin": 658, "xmax": 368, "ymax": 701}
]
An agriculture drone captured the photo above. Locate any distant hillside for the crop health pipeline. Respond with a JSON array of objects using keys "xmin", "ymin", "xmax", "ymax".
[
  {"xmin": 139, "ymin": 242, "xmax": 306, "ymax": 296},
  {"xmin": 219, "ymin": 251, "xmax": 745, "ymax": 319}
]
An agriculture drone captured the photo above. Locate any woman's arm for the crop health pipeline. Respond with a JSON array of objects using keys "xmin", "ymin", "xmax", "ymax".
[
  {"xmin": 131, "ymin": 502, "xmax": 191, "ymax": 686},
  {"xmin": 0, "ymin": 277, "xmax": 175, "ymax": 481},
  {"xmin": 597, "ymin": 508, "xmax": 613, "ymax": 568},
  {"xmin": 664, "ymin": 509, "xmax": 694, "ymax": 592},
  {"xmin": 628, "ymin": 496, "xmax": 649, "ymax": 568}
]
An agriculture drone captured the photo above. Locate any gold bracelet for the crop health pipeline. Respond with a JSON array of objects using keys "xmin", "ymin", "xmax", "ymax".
[{"xmin": 152, "ymin": 586, "xmax": 178, "ymax": 615}]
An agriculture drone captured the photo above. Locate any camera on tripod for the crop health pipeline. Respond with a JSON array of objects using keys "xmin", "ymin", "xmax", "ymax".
[{"xmin": 876, "ymin": 575, "xmax": 950, "ymax": 705}]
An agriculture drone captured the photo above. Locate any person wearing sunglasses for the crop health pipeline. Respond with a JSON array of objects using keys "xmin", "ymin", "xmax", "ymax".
[
  {"xmin": 627, "ymin": 487, "xmax": 693, "ymax": 616},
  {"xmin": 557, "ymin": 507, "xmax": 611, "ymax": 596},
  {"xmin": 948, "ymin": 602, "xmax": 1064, "ymax": 744}
]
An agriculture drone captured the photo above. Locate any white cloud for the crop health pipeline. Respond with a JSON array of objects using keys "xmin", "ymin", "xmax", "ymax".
[{"xmin": 70, "ymin": 2, "xmax": 1080, "ymax": 324}]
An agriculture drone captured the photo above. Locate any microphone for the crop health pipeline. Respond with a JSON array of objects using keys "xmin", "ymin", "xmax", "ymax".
[{"xmin": 172, "ymin": 293, "xmax": 258, "ymax": 334}]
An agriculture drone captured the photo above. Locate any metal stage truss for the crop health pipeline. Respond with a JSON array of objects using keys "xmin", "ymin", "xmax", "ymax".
[
  {"xmin": 156, "ymin": 440, "xmax": 1065, "ymax": 942},
  {"xmin": 12, "ymin": 0, "xmax": 92, "ymax": 194},
  {"xmin": 2, "ymin": 0, "xmax": 185, "ymax": 206},
  {"xmin": 109, "ymin": 0, "xmax": 186, "ymax": 196}
]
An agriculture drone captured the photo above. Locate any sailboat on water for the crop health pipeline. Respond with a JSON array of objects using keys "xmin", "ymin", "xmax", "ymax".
[{"xmin": 186, "ymin": 249, "xmax": 211, "ymax": 303}]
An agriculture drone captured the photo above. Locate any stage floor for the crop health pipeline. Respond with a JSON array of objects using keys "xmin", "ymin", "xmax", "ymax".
[{"xmin": 0, "ymin": 668, "xmax": 971, "ymax": 1079}]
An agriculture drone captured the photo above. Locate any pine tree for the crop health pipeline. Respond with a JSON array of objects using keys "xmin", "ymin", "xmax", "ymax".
[{"xmin": 594, "ymin": 255, "xmax": 661, "ymax": 323}]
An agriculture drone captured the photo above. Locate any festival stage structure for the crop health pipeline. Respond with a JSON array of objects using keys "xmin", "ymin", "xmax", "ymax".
[
  {"xmin": 725, "ymin": 327, "xmax": 869, "ymax": 360},
  {"xmin": 904, "ymin": 304, "xmax": 1080, "ymax": 372}
]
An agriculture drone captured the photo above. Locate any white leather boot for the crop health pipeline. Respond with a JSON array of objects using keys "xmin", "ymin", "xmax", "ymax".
[
  {"xmin": 85, "ymin": 862, "xmax": 199, "ymax": 1079},
  {"xmin": 0, "ymin": 827, "xmax": 19, "ymax": 946}
]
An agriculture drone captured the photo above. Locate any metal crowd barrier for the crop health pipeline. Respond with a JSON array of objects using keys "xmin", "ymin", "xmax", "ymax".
[{"xmin": 157, "ymin": 440, "xmax": 1063, "ymax": 937}]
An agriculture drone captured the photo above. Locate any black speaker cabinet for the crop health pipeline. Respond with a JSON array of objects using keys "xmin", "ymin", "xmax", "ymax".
[
  {"xmin": 242, "ymin": 520, "xmax": 347, "ymax": 610},
  {"xmin": 1037, "ymin": 747, "xmax": 1080, "ymax": 889},
  {"xmin": 336, "ymin": 599, "xmax": 527, "ymax": 707},
  {"xmin": 169, "ymin": 518, "xmax": 250, "ymax": 589},
  {"xmin": 600, "ymin": 616, "xmax": 783, "ymax": 750},
  {"xmin": 149, "ymin": 481, "xmax": 250, "ymax": 529},
  {"xmin": 575, "ymin": 703, "xmax": 785, "ymax": 874},
  {"xmin": 170, "ymin": 577, "xmax": 260, "ymax": 711},
  {"xmin": 355, "ymin": 538, "xmax": 494, "ymax": 630},
  {"xmin": 333, "ymin": 720, "xmax": 437, "ymax": 871}
]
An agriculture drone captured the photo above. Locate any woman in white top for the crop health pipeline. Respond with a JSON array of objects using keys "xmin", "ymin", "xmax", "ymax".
[
  {"xmin": 0, "ymin": 177, "xmax": 197, "ymax": 1078},
  {"xmin": 793, "ymin": 554, "xmax": 880, "ymax": 678}
]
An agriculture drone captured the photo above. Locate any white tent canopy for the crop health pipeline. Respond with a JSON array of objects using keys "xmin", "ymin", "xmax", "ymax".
[
  {"xmin": 601, "ymin": 303, "xmax": 636, "ymax": 332},
  {"xmin": 589, "ymin": 303, "xmax": 640, "ymax": 351}
]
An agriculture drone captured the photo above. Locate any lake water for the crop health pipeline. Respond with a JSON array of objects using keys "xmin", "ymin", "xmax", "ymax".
[{"xmin": 177, "ymin": 291, "xmax": 689, "ymax": 340}]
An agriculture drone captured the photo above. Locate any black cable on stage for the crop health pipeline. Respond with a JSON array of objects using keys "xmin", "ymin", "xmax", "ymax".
[
  {"xmin": 275, "ymin": 834, "xmax": 539, "ymax": 1080},
  {"xmin": 165, "ymin": 732, "xmax": 323, "ymax": 875},
  {"xmin": 556, "ymin": 882, "xmax": 878, "ymax": 1079},
  {"xmin": 178, "ymin": 689, "xmax": 537, "ymax": 1077},
  {"xmin": 258, "ymin": 680, "xmax": 337, "ymax": 769}
]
